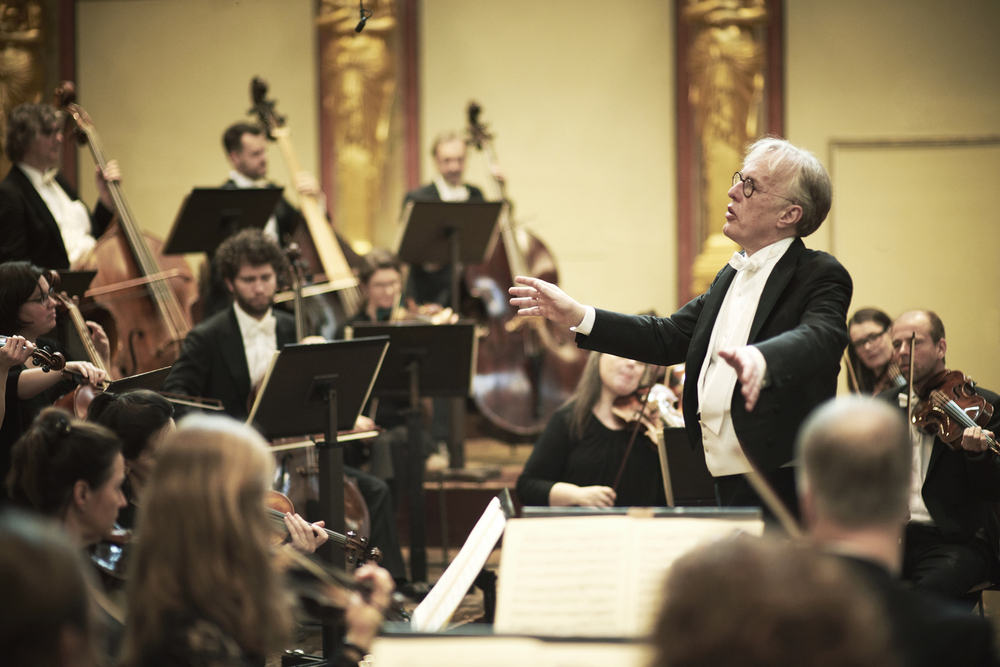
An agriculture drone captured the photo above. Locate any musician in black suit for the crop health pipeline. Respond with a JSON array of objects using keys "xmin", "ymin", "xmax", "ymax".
[
  {"xmin": 880, "ymin": 310, "xmax": 1000, "ymax": 607},
  {"xmin": 200, "ymin": 122, "xmax": 361, "ymax": 321},
  {"xmin": 0, "ymin": 103, "xmax": 119, "ymax": 269},
  {"xmin": 798, "ymin": 396, "xmax": 998, "ymax": 667},
  {"xmin": 511, "ymin": 137, "xmax": 851, "ymax": 518},
  {"xmin": 162, "ymin": 229, "xmax": 409, "ymax": 585},
  {"xmin": 402, "ymin": 132, "xmax": 486, "ymax": 308}
]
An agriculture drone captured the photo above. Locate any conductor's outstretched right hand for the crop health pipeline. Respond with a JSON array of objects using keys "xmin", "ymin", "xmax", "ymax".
[{"xmin": 509, "ymin": 276, "xmax": 587, "ymax": 329}]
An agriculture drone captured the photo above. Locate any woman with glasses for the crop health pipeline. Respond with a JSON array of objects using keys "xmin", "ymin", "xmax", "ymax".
[
  {"xmin": 846, "ymin": 308, "xmax": 903, "ymax": 395},
  {"xmin": 0, "ymin": 260, "xmax": 107, "ymax": 487}
]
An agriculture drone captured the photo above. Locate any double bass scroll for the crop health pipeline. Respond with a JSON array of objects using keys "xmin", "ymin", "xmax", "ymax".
[{"xmin": 55, "ymin": 82, "xmax": 197, "ymax": 378}]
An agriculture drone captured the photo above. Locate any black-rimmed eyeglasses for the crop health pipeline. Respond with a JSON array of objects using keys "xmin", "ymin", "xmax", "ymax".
[
  {"xmin": 733, "ymin": 172, "xmax": 797, "ymax": 205},
  {"xmin": 851, "ymin": 327, "xmax": 888, "ymax": 350}
]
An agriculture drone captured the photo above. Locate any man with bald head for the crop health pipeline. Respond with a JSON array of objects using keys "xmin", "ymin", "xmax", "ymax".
[
  {"xmin": 797, "ymin": 396, "xmax": 996, "ymax": 667},
  {"xmin": 511, "ymin": 137, "xmax": 852, "ymax": 517},
  {"xmin": 883, "ymin": 309, "xmax": 1000, "ymax": 606}
]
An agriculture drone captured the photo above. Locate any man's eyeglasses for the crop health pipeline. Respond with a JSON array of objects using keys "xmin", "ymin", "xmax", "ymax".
[
  {"xmin": 25, "ymin": 289, "xmax": 54, "ymax": 306},
  {"xmin": 733, "ymin": 172, "xmax": 797, "ymax": 206},
  {"xmin": 851, "ymin": 328, "xmax": 888, "ymax": 350}
]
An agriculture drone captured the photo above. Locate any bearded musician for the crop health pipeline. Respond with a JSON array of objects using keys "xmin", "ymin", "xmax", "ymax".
[{"xmin": 879, "ymin": 310, "xmax": 1000, "ymax": 607}]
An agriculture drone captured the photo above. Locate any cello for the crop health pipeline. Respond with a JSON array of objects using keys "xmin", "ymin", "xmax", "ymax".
[
  {"xmin": 55, "ymin": 82, "xmax": 198, "ymax": 378},
  {"xmin": 464, "ymin": 102, "xmax": 588, "ymax": 436}
]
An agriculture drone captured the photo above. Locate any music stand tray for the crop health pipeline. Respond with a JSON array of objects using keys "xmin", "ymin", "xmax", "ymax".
[
  {"xmin": 395, "ymin": 201, "xmax": 502, "ymax": 266},
  {"xmin": 346, "ymin": 322, "xmax": 478, "ymax": 399},
  {"xmin": 162, "ymin": 187, "xmax": 284, "ymax": 255},
  {"xmin": 53, "ymin": 270, "xmax": 97, "ymax": 300},
  {"xmin": 247, "ymin": 338, "xmax": 389, "ymax": 440},
  {"xmin": 104, "ymin": 366, "xmax": 172, "ymax": 394}
]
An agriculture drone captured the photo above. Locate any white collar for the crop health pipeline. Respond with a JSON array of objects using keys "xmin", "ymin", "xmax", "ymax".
[{"xmin": 229, "ymin": 170, "xmax": 267, "ymax": 189}]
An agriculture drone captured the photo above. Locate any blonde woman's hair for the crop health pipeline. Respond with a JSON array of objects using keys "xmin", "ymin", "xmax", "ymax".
[{"xmin": 119, "ymin": 415, "xmax": 292, "ymax": 665}]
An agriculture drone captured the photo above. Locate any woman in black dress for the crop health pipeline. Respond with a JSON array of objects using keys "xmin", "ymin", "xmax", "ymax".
[{"xmin": 517, "ymin": 352, "xmax": 666, "ymax": 507}]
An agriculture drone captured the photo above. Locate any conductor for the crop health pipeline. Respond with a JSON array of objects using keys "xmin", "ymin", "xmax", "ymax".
[{"xmin": 510, "ymin": 137, "xmax": 852, "ymax": 516}]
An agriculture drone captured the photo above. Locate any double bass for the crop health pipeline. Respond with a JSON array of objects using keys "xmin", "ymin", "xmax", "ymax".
[
  {"xmin": 464, "ymin": 102, "xmax": 588, "ymax": 436},
  {"xmin": 55, "ymin": 82, "xmax": 198, "ymax": 378}
]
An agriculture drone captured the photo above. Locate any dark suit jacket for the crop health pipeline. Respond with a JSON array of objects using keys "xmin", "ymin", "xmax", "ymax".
[
  {"xmin": 402, "ymin": 181, "xmax": 485, "ymax": 205},
  {"xmin": 838, "ymin": 555, "xmax": 998, "ymax": 667},
  {"xmin": 0, "ymin": 165, "xmax": 113, "ymax": 269},
  {"xmin": 161, "ymin": 306, "xmax": 296, "ymax": 422},
  {"xmin": 879, "ymin": 385, "xmax": 1000, "ymax": 570},
  {"xmin": 578, "ymin": 237, "xmax": 852, "ymax": 472}
]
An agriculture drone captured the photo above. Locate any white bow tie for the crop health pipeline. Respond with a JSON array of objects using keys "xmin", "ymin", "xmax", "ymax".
[
  {"xmin": 728, "ymin": 251, "xmax": 766, "ymax": 273},
  {"xmin": 41, "ymin": 169, "xmax": 59, "ymax": 186},
  {"xmin": 246, "ymin": 314, "xmax": 276, "ymax": 337}
]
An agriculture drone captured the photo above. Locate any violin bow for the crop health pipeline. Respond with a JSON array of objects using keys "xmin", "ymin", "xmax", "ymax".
[
  {"xmin": 842, "ymin": 350, "xmax": 860, "ymax": 393},
  {"xmin": 906, "ymin": 332, "xmax": 916, "ymax": 428},
  {"xmin": 735, "ymin": 438, "xmax": 804, "ymax": 540}
]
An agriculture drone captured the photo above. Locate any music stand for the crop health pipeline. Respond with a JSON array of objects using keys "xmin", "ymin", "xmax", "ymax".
[
  {"xmin": 104, "ymin": 366, "xmax": 171, "ymax": 394},
  {"xmin": 53, "ymin": 270, "xmax": 97, "ymax": 300},
  {"xmin": 162, "ymin": 187, "xmax": 284, "ymax": 255},
  {"xmin": 347, "ymin": 322, "xmax": 477, "ymax": 583},
  {"xmin": 395, "ymin": 201, "xmax": 502, "ymax": 312},
  {"xmin": 246, "ymin": 338, "xmax": 388, "ymax": 665}
]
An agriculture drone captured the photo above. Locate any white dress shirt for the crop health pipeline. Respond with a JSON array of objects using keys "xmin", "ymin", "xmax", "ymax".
[
  {"xmin": 432, "ymin": 175, "xmax": 470, "ymax": 202},
  {"xmin": 229, "ymin": 170, "xmax": 280, "ymax": 242},
  {"xmin": 900, "ymin": 390, "xmax": 936, "ymax": 525},
  {"xmin": 233, "ymin": 301, "xmax": 278, "ymax": 390},
  {"xmin": 20, "ymin": 163, "xmax": 95, "ymax": 264},
  {"xmin": 574, "ymin": 236, "xmax": 793, "ymax": 477}
]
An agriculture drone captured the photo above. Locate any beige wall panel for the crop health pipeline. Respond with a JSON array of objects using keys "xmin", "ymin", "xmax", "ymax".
[
  {"xmin": 787, "ymin": 0, "xmax": 1000, "ymax": 391},
  {"xmin": 833, "ymin": 142, "xmax": 1000, "ymax": 388},
  {"xmin": 77, "ymin": 0, "xmax": 318, "ymax": 244},
  {"xmin": 420, "ymin": 0, "xmax": 676, "ymax": 316}
]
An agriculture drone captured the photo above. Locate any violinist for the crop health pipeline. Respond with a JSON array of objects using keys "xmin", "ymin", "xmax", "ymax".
[
  {"xmin": 162, "ymin": 229, "xmax": 410, "ymax": 586},
  {"xmin": 847, "ymin": 308, "xmax": 901, "ymax": 394},
  {"xmin": 87, "ymin": 388, "xmax": 329, "ymax": 553},
  {"xmin": 0, "ymin": 103, "xmax": 121, "ymax": 269},
  {"xmin": 5, "ymin": 407, "xmax": 127, "ymax": 663},
  {"xmin": 118, "ymin": 414, "xmax": 394, "ymax": 667},
  {"xmin": 511, "ymin": 137, "xmax": 851, "ymax": 518},
  {"xmin": 86, "ymin": 389, "xmax": 174, "ymax": 531},
  {"xmin": 0, "ymin": 261, "xmax": 107, "ymax": 487},
  {"xmin": 516, "ymin": 352, "xmax": 666, "ymax": 507},
  {"xmin": 402, "ymin": 132, "xmax": 487, "ymax": 309},
  {"xmin": 882, "ymin": 310, "xmax": 1000, "ymax": 607},
  {"xmin": 335, "ymin": 249, "xmax": 439, "ymax": 503}
]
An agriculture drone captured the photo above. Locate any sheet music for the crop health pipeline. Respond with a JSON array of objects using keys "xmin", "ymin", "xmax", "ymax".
[
  {"xmin": 627, "ymin": 517, "xmax": 764, "ymax": 635},
  {"xmin": 495, "ymin": 514, "xmax": 764, "ymax": 637},
  {"xmin": 372, "ymin": 635, "xmax": 651, "ymax": 667},
  {"xmin": 411, "ymin": 495, "xmax": 507, "ymax": 632},
  {"xmin": 495, "ymin": 517, "xmax": 633, "ymax": 637}
]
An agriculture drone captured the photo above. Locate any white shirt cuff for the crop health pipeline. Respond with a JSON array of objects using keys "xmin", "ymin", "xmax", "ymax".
[{"xmin": 570, "ymin": 306, "xmax": 596, "ymax": 336}]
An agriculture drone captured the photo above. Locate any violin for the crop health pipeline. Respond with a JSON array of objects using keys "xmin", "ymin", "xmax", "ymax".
[
  {"xmin": 912, "ymin": 369, "xmax": 1000, "ymax": 456},
  {"xmin": 276, "ymin": 542, "xmax": 409, "ymax": 622},
  {"xmin": 48, "ymin": 270, "xmax": 108, "ymax": 418},
  {"xmin": 266, "ymin": 490, "xmax": 382, "ymax": 566},
  {"xmin": 89, "ymin": 525, "xmax": 131, "ymax": 582},
  {"xmin": 0, "ymin": 336, "xmax": 65, "ymax": 373}
]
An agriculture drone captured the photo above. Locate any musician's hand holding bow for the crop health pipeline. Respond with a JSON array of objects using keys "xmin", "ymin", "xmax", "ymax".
[
  {"xmin": 344, "ymin": 563, "xmax": 395, "ymax": 657},
  {"xmin": 62, "ymin": 360, "xmax": 106, "ymax": 387},
  {"xmin": 86, "ymin": 321, "xmax": 111, "ymax": 367},
  {"xmin": 509, "ymin": 276, "xmax": 587, "ymax": 329},
  {"xmin": 959, "ymin": 425, "xmax": 993, "ymax": 453}
]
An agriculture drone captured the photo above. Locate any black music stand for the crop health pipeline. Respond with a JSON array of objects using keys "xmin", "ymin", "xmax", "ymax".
[
  {"xmin": 162, "ymin": 187, "xmax": 284, "ymax": 255},
  {"xmin": 247, "ymin": 338, "xmax": 388, "ymax": 665},
  {"xmin": 348, "ymin": 322, "xmax": 477, "ymax": 584},
  {"xmin": 105, "ymin": 366, "xmax": 172, "ymax": 394},
  {"xmin": 395, "ymin": 201, "xmax": 501, "ymax": 313},
  {"xmin": 53, "ymin": 270, "xmax": 97, "ymax": 300}
]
